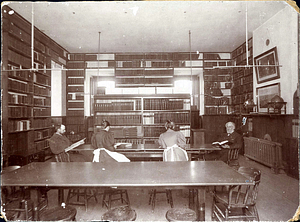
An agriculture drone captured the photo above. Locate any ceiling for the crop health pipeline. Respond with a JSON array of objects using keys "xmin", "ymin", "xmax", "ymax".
[{"xmin": 6, "ymin": 1, "xmax": 289, "ymax": 54}]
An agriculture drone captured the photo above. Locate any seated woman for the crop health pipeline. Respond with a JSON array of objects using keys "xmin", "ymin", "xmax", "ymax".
[
  {"xmin": 158, "ymin": 120, "xmax": 186, "ymax": 149},
  {"xmin": 91, "ymin": 120, "xmax": 115, "ymax": 151}
]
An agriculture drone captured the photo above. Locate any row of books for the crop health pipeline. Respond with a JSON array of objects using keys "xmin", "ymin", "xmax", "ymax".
[
  {"xmin": 232, "ymin": 67, "xmax": 253, "ymax": 79},
  {"xmin": 67, "ymin": 77, "xmax": 85, "ymax": 84},
  {"xmin": 8, "ymin": 119, "xmax": 31, "ymax": 132},
  {"xmin": 68, "ymin": 102, "xmax": 84, "ymax": 108},
  {"xmin": 33, "ymin": 51, "xmax": 47, "ymax": 64},
  {"xmin": 204, "ymin": 82, "xmax": 232, "ymax": 90},
  {"xmin": 8, "ymin": 49, "xmax": 31, "ymax": 68},
  {"xmin": 204, "ymin": 60, "xmax": 232, "ymax": 68},
  {"xmin": 32, "ymin": 118, "xmax": 52, "ymax": 129},
  {"xmin": 34, "ymin": 85, "xmax": 51, "ymax": 97},
  {"xmin": 143, "ymin": 126, "xmax": 165, "ymax": 137},
  {"xmin": 110, "ymin": 127, "xmax": 139, "ymax": 138},
  {"xmin": 8, "ymin": 131, "xmax": 35, "ymax": 155},
  {"xmin": 8, "ymin": 22, "xmax": 31, "ymax": 45},
  {"xmin": 233, "ymin": 51, "xmax": 253, "ymax": 65},
  {"xmin": 68, "ymin": 85, "xmax": 84, "ymax": 92},
  {"xmin": 8, "ymin": 78, "xmax": 30, "ymax": 93},
  {"xmin": 115, "ymin": 77, "xmax": 173, "ymax": 85},
  {"xmin": 292, "ymin": 119, "xmax": 299, "ymax": 138},
  {"xmin": 233, "ymin": 75, "xmax": 252, "ymax": 86},
  {"xmin": 34, "ymin": 73, "xmax": 50, "ymax": 86},
  {"xmin": 115, "ymin": 138, "xmax": 142, "ymax": 144},
  {"xmin": 33, "ymin": 107, "xmax": 51, "ymax": 117},
  {"xmin": 67, "ymin": 110, "xmax": 84, "ymax": 116},
  {"xmin": 67, "ymin": 61, "xmax": 85, "ymax": 69},
  {"xmin": 66, "ymin": 116, "xmax": 85, "ymax": 125},
  {"xmin": 231, "ymin": 39, "xmax": 252, "ymax": 59},
  {"xmin": 34, "ymin": 97, "xmax": 51, "ymax": 107},
  {"xmin": 8, "ymin": 70, "xmax": 33, "ymax": 81},
  {"xmin": 8, "ymin": 106, "xmax": 32, "ymax": 118},
  {"xmin": 34, "ymin": 128, "xmax": 51, "ymax": 141},
  {"xmin": 94, "ymin": 101, "xmax": 139, "ymax": 111},
  {"xmin": 204, "ymin": 75, "xmax": 231, "ymax": 82},
  {"xmin": 67, "ymin": 70, "xmax": 85, "ymax": 76},
  {"xmin": 66, "ymin": 125, "xmax": 85, "ymax": 134},
  {"xmin": 231, "ymin": 93, "xmax": 253, "ymax": 105},
  {"xmin": 9, "ymin": 35, "xmax": 31, "ymax": 57},
  {"xmin": 179, "ymin": 126, "xmax": 191, "ymax": 137},
  {"xmin": 8, "ymin": 93, "xmax": 30, "ymax": 105},
  {"xmin": 205, "ymin": 106, "xmax": 228, "ymax": 115},
  {"xmin": 231, "ymin": 83, "xmax": 253, "ymax": 96},
  {"xmin": 204, "ymin": 96, "xmax": 230, "ymax": 106},
  {"xmin": 204, "ymin": 68, "xmax": 232, "ymax": 76},
  {"xmin": 95, "ymin": 115, "xmax": 142, "ymax": 125},
  {"xmin": 35, "ymin": 139, "xmax": 50, "ymax": 151},
  {"xmin": 143, "ymin": 99, "xmax": 188, "ymax": 110},
  {"xmin": 144, "ymin": 112, "xmax": 190, "ymax": 124}
]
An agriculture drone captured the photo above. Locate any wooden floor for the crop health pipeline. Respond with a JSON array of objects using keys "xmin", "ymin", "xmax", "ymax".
[{"xmin": 5, "ymin": 154, "xmax": 299, "ymax": 221}]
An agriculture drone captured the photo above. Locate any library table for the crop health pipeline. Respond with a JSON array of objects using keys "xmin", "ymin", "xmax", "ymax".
[
  {"xmin": 73, "ymin": 143, "xmax": 221, "ymax": 161},
  {"xmin": 1, "ymin": 161, "xmax": 250, "ymax": 221}
]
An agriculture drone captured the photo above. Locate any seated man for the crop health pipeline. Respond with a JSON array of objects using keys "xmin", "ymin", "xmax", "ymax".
[
  {"xmin": 49, "ymin": 124, "xmax": 72, "ymax": 162},
  {"xmin": 205, "ymin": 121, "xmax": 243, "ymax": 162},
  {"xmin": 91, "ymin": 120, "xmax": 115, "ymax": 151},
  {"xmin": 158, "ymin": 120, "xmax": 186, "ymax": 149}
]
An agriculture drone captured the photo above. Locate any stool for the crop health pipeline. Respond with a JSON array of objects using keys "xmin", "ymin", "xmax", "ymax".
[
  {"xmin": 166, "ymin": 208, "xmax": 198, "ymax": 221},
  {"xmin": 101, "ymin": 206, "xmax": 136, "ymax": 221},
  {"xmin": 39, "ymin": 206, "xmax": 77, "ymax": 221},
  {"xmin": 66, "ymin": 188, "xmax": 98, "ymax": 212},
  {"xmin": 102, "ymin": 189, "xmax": 130, "ymax": 210}
]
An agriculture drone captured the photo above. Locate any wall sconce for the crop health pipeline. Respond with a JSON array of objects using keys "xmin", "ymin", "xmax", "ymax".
[{"xmin": 267, "ymin": 95, "xmax": 287, "ymax": 114}]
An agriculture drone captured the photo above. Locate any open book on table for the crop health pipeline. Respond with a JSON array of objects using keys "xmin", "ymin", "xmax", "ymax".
[
  {"xmin": 65, "ymin": 138, "xmax": 86, "ymax": 152},
  {"xmin": 114, "ymin": 143, "xmax": 133, "ymax": 149},
  {"xmin": 212, "ymin": 140, "xmax": 230, "ymax": 147}
]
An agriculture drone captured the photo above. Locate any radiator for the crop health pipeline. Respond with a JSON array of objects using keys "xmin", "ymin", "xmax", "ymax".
[{"xmin": 244, "ymin": 137, "xmax": 283, "ymax": 174}]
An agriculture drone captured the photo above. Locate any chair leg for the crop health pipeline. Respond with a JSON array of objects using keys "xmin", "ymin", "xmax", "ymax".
[{"xmin": 124, "ymin": 190, "xmax": 130, "ymax": 206}]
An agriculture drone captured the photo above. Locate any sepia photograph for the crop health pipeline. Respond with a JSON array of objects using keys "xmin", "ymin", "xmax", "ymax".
[{"xmin": 1, "ymin": 1, "xmax": 299, "ymax": 221}]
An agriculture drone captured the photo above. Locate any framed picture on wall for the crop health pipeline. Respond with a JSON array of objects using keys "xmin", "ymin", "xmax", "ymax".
[
  {"xmin": 254, "ymin": 47, "xmax": 280, "ymax": 84},
  {"xmin": 257, "ymin": 83, "xmax": 280, "ymax": 112}
]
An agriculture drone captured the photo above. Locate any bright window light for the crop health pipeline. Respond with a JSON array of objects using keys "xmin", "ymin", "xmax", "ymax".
[
  {"xmin": 174, "ymin": 80, "xmax": 192, "ymax": 94},
  {"xmin": 97, "ymin": 81, "xmax": 116, "ymax": 94}
]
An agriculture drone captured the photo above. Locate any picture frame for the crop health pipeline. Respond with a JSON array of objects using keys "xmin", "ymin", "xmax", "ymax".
[
  {"xmin": 257, "ymin": 83, "xmax": 280, "ymax": 112},
  {"xmin": 254, "ymin": 47, "xmax": 280, "ymax": 84}
]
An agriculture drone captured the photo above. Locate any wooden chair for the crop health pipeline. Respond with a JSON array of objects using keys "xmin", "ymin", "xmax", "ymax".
[
  {"xmin": 227, "ymin": 147, "xmax": 240, "ymax": 170},
  {"xmin": 49, "ymin": 139, "xmax": 98, "ymax": 211},
  {"xmin": 149, "ymin": 146, "xmax": 188, "ymax": 211},
  {"xmin": 212, "ymin": 167, "xmax": 261, "ymax": 221}
]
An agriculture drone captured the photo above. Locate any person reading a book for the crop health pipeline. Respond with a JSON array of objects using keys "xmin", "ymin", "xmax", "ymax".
[
  {"xmin": 158, "ymin": 120, "xmax": 186, "ymax": 149},
  {"xmin": 49, "ymin": 124, "xmax": 72, "ymax": 159},
  {"xmin": 91, "ymin": 120, "xmax": 115, "ymax": 151},
  {"xmin": 205, "ymin": 121, "xmax": 243, "ymax": 162}
]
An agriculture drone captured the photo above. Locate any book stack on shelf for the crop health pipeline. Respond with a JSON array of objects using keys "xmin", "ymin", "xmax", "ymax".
[
  {"xmin": 93, "ymin": 94, "xmax": 191, "ymax": 145},
  {"xmin": 231, "ymin": 38, "xmax": 254, "ymax": 114}
]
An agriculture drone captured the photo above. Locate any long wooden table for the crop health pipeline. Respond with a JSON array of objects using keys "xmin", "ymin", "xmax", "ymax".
[
  {"xmin": 73, "ymin": 143, "xmax": 221, "ymax": 161},
  {"xmin": 1, "ymin": 161, "xmax": 250, "ymax": 221}
]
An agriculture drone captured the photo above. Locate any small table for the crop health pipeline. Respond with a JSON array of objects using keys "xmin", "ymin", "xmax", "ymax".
[{"xmin": 1, "ymin": 161, "xmax": 250, "ymax": 221}]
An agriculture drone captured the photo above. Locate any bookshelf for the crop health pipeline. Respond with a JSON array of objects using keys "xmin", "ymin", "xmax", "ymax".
[
  {"xmin": 2, "ymin": 5, "xmax": 68, "ymax": 166},
  {"xmin": 231, "ymin": 38, "xmax": 254, "ymax": 113},
  {"xmin": 93, "ymin": 94, "xmax": 191, "ymax": 144},
  {"xmin": 203, "ymin": 53, "xmax": 233, "ymax": 114}
]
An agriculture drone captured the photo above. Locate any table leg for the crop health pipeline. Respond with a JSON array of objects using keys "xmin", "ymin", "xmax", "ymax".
[
  {"xmin": 30, "ymin": 188, "xmax": 40, "ymax": 221},
  {"xmin": 197, "ymin": 187, "xmax": 205, "ymax": 221},
  {"xmin": 58, "ymin": 188, "xmax": 64, "ymax": 205}
]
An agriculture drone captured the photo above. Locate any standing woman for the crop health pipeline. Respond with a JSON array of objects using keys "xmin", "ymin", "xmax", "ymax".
[
  {"xmin": 158, "ymin": 120, "xmax": 186, "ymax": 149},
  {"xmin": 91, "ymin": 120, "xmax": 115, "ymax": 151}
]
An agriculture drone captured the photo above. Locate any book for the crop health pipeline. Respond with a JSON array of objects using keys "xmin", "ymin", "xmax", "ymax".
[
  {"xmin": 212, "ymin": 140, "xmax": 230, "ymax": 146},
  {"xmin": 114, "ymin": 143, "xmax": 133, "ymax": 149},
  {"xmin": 65, "ymin": 138, "xmax": 86, "ymax": 152}
]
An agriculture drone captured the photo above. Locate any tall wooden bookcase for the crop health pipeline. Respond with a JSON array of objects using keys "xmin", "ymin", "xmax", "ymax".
[
  {"xmin": 231, "ymin": 38, "xmax": 254, "ymax": 113},
  {"xmin": 2, "ymin": 6, "xmax": 68, "ymax": 166},
  {"xmin": 93, "ymin": 94, "xmax": 191, "ymax": 144}
]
